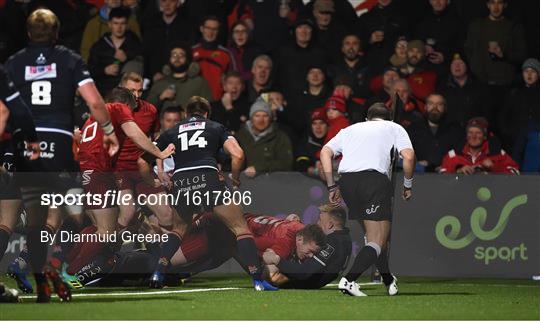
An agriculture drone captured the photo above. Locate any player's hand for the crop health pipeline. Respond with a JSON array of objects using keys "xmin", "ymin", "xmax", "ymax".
[
  {"xmin": 328, "ymin": 185, "xmax": 342, "ymax": 206},
  {"xmin": 114, "ymin": 49, "xmax": 127, "ymax": 62},
  {"xmin": 228, "ymin": 173, "xmax": 241, "ymax": 189},
  {"xmin": 285, "ymin": 214, "xmax": 301, "ymax": 222},
  {"xmin": 158, "ymin": 171, "xmax": 172, "ymax": 189},
  {"xmin": 403, "ymin": 187, "xmax": 412, "ymax": 201},
  {"xmin": 263, "ymin": 249, "xmax": 280, "ymax": 265},
  {"xmin": 104, "ymin": 64, "xmax": 120, "ymax": 76},
  {"xmin": 103, "ymin": 132, "xmax": 119, "ymax": 156},
  {"xmin": 26, "ymin": 141, "xmax": 40, "ymax": 160},
  {"xmin": 244, "ymin": 166, "xmax": 256, "ymax": 178},
  {"xmin": 159, "ymin": 143, "xmax": 175, "ymax": 159}
]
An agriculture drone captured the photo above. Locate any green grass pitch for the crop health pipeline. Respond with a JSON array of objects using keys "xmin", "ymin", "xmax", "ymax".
[{"xmin": 0, "ymin": 274, "xmax": 538, "ymax": 320}]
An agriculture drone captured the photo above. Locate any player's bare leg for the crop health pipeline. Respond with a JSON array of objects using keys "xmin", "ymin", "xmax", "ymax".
[
  {"xmin": 0, "ymin": 199, "xmax": 21, "ymax": 259},
  {"xmin": 214, "ymin": 203, "xmax": 277, "ymax": 291}
]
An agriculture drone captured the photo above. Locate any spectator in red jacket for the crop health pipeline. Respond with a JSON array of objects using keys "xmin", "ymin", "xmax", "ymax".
[
  {"xmin": 439, "ymin": 117, "xmax": 519, "ymax": 174},
  {"xmin": 324, "ymin": 94, "xmax": 350, "ymax": 143},
  {"xmin": 193, "ymin": 15, "xmax": 236, "ymax": 100}
]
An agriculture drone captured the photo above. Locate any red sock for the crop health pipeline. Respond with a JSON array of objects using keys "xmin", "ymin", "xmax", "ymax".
[
  {"xmin": 66, "ymin": 225, "xmax": 97, "ymax": 263},
  {"xmin": 68, "ymin": 237, "xmax": 106, "ymax": 275}
]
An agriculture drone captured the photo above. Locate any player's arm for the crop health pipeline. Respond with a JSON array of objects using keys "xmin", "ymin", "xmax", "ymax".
[
  {"xmin": 121, "ymin": 121, "xmax": 175, "ymax": 159},
  {"xmin": 0, "ymin": 100, "xmax": 9, "ymax": 137},
  {"xmin": 1, "ymin": 94, "xmax": 40, "ymax": 160},
  {"xmin": 223, "ymin": 136, "xmax": 244, "ymax": 187}
]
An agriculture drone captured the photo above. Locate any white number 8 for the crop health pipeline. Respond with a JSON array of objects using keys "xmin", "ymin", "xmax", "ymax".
[{"xmin": 31, "ymin": 81, "xmax": 52, "ymax": 105}]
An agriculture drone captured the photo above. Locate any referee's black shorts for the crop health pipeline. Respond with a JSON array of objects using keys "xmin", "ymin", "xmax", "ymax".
[{"xmin": 339, "ymin": 170, "xmax": 393, "ymax": 221}]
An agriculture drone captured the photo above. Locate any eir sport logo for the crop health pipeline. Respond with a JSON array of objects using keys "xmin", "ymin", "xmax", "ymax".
[{"xmin": 435, "ymin": 187, "xmax": 528, "ymax": 265}]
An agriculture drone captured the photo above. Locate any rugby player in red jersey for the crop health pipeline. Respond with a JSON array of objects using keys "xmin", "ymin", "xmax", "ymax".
[{"xmin": 68, "ymin": 87, "xmax": 174, "ymax": 275}]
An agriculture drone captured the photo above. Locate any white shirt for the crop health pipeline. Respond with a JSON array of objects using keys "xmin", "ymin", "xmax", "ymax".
[{"xmin": 325, "ymin": 120, "xmax": 413, "ymax": 175}]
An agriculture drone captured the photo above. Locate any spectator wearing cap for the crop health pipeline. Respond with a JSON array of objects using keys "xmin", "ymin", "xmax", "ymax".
[
  {"xmin": 331, "ymin": 75, "xmax": 369, "ymax": 124},
  {"xmin": 274, "ymin": 19, "xmax": 327, "ymax": 99},
  {"xmin": 438, "ymin": 53, "xmax": 492, "ymax": 128},
  {"xmin": 304, "ymin": 0, "xmax": 358, "ymax": 31},
  {"xmin": 294, "ymin": 107, "xmax": 329, "ymax": 178},
  {"xmin": 413, "ymin": 0, "xmax": 465, "ymax": 77},
  {"xmin": 235, "ymin": 97, "xmax": 294, "ymax": 177},
  {"xmin": 464, "ymin": 0, "xmax": 527, "ymax": 132},
  {"xmin": 439, "ymin": 117, "xmax": 519, "ymax": 174},
  {"xmin": 366, "ymin": 66, "xmax": 401, "ymax": 108},
  {"xmin": 499, "ymin": 58, "xmax": 540, "ymax": 171},
  {"xmin": 80, "ymin": 0, "xmax": 141, "ymax": 62},
  {"xmin": 354, "ymin": 0, "xmax": 409, "ymax": 73},
  {"xmin": 88, "ymin": 7, "xmax": 143, "ymax": 96},
  {"xmin": 142, "ymin": 0, "xmax": 194, "ymax": 81},
  {"xmin": 147, "ymin": 43, "xmax": 212, "ymax": 111},
  {"xmin": 286, "ymin": 65, "xmax": 332, "ymax": 138},
  {"xmin": 408, "ymin": 93, "xmax": 464, "ymax": 172},
  {"xmin": 227, "ymin": 21, "xmax": 264, "ymax": 82},
  {"xmin": 390, "ymin": 79, "xmax": 425, "ymax": 131},
  {"xmin": 324, "ymin": 94, "xmax": 350, "ymax": 143},
  {"xmin": 192, "ymin": 16, "xmax": 236, "ymax": 101},
  {"xmin": 310, "ymin": 0, "xmax": 348, "ymax": 59},
  {"xmin": 399, "ymin": 40, "xmax": 438, "ymax": 104},
  {"xmin": 211, "ymin": 71, "xmax": 250, "ymax": 134},
  {"xmin": 328, "ymin": 34, "xmax": 371, "ymax": 99}
]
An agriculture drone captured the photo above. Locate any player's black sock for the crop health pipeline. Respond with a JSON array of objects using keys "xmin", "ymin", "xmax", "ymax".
[
  {"xmin": 27, "ymin": 225, "xmax": 53, "ymax": 274},
  {"xmin": 155, "ymin": 233, "xmax": 182, "ymax": 273},
  {"xmin": 51, "ymin": 218, "xmax": 80, "ymax": 267},
  {"xmin": 375, "ymin": 248, "xmax": 394, "ymax": 285},
  {"xmin": 345, "ymin": 245, "xmax": 379, "ymax": 282},
  {"xmin": 0, "ymin": 225, "xmax": 12, "ymax": 257},
  {"xmin": 235, "ymin": 235, "xmax": 262, "ymax": 280}
]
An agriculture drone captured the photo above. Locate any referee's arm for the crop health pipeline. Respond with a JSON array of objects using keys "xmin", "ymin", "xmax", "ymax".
[{"xmin": 400, "ymin": 148, "xmax": 416, "ymax": 201}]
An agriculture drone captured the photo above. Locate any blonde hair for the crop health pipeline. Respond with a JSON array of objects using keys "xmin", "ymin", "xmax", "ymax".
[{"xmin": 27, "ymin": 9, "xmax": 60, "ymax": 43}]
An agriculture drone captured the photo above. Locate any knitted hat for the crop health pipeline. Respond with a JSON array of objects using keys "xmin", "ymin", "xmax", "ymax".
[
  {"xmin": 314, "ymin": 0, "xmax": 335, "ymax": 13},
  {"xmin": 522, "ymin": 58, "xmax": 540, "ymax": 74},
  {"xmin": 311, "ymin": 107, "xmax": 328, "ymax": 123},
  {"xmin": 407, "ymin": 40, "xmax": 426, "ymax": 54},
  {"xmin": 466, "ymin": 117, "xmax": 489, "ymax": 135},
  {"xmin": 324, "ymin": 95, "xmax": 346, "ymax": 113},
  {"xmin": 249, "ymin": 97, "xmax": 272, "ymax": 118}
]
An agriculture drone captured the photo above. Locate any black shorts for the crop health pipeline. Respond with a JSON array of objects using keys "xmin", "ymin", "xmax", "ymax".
[
  {"xmin": 339, "ymin": 170, "xmax": 393, "ymax": 221},
  {"xmin": 171, "ymin": 169, "xmax": 230, "ymax": 221}
]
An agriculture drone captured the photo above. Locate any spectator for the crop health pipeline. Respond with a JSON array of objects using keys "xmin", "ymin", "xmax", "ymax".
[
  {"xmin": 286, "ymin": 65, "xmax": 332, "ymax": 138},
  {"xmin": 211, "ymin": 71, "xmax": 250, "ymax": 134},
  {"xmin": 499, "ymin": 58, "xmax": 540, "ymax": 170},
  {"xmin": 310, "ymin": 0, "xmax": 348, "ymax": 59},
  {"xmin": 88, "ymin": 7, "xmax": 143, "ymax": 96},
  {"xmin": 391, "ymin": 79, "xmax": 425, "ymax": 131},
  {"xmin": 389, "ymin": 36, "xmax": 408, "ymax": 68},
  {"xmin": 324, "ymin": 94, "xmax": 349, "ymax": 143},
  {"xmin": 246, "ymin": 55, "xmax": 275, "ymax": 104},
  {"xmin": 438, "ymin": 53, "xmax": 492, "ymax": 128},
  {"xmin": 227, "ymin": 21, "xmax": 264, "ymax": 82},
  {"xmin": 399, "ymin": 40, "xmax": 438, "ymax": 104},
  {"xmin": 329, "ymin": 34, "xmax": 370, "ymax": 99},
  {"xmin": 275, "ymin": 19, "xmax": 327, "ymax": 99},
  {"xmin": 193, "ymin": 15, "xmax": 235, "ymax": 101},
  {"xmin": 355, "ymin": 0, "xmax": 409, "ymax": 73},
  {"xmin": 464, "ymin": 0, "xmax": 527, "ymax": 130},
  {"xmin": 439, "ymin": 117, "xmax": 520, "ymax": 174},
  {"xmin": 142, "ymin": 0, "xmax": 194, "ymax": 81},
  {"xmin": 409, "ymin": 93, "xmax": 464, "ymax": 172},
  {"xmin": 414, "ymin": 0, "xmax": 464, "ymax": 77},
  {"xmin": 304, "ymin": 0, "xmax": 358, "ymax": 31},
  {"xmin": 366, "ymin": 66, "xmax": 400, "ymax": 107},
  {"xmin": 80, "ymin": 0, "xmax": 141, "ymax": 62},
  {"xmin": 147, "ymin": 43, "xmax": 212, "ymax": 111},
  {"xmin": 236, "ymin": 97, "xmax": 294, "ymax": 177},
  {"xmin": 159, "ymin": 105, "xmax": 183, "ymax": 131},
  {"xmin": 294, "ymin": 108, "xmax": 328, "ymax": 179}
]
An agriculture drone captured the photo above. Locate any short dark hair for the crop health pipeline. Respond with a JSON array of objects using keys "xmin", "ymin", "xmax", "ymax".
[
  {"xmin": 160, "ymin": 105, "xmax": 183, "ymax": 120},
  {"xmin": 297, "ymin": 224, "xmax": 326, "ymax": 248},
  {"xmin": 223, "ymin": 70, "xmax": 243, "ymax": 83},
  {"xmin": 201, "ymin": 15, "xmax": 220, "ymax": 26},
  {"xmin": 109, "ymin": 7, "xmax": 130, "ymax": 21},
  {"xmin": 27, "ymin": 9, "xmax": 60, "ymax": 43},
  {"xmin": 186, "ymin": 96, "xmax": 211, "ymax": 117},
  {"xmin": 106, "ymin": 87, "xmax": 137, "ymax": 110},
  {"xmin": 367, "ymin": 102, "xmax": 391, "ymax": 121}
]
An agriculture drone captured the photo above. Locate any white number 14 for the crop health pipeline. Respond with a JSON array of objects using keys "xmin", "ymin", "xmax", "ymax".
[{"xmin": 178, "ymin": 130, "xmax": 208, "ymax": 151}]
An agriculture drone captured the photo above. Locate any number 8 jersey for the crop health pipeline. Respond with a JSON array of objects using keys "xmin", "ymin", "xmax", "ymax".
[
  {"xmin": 155, "ymin": 115, "xmax": 232, "ymax": 174},
  {"xmin": 5, "ymin": 43, "xmax": 92, "ymax": 133}
]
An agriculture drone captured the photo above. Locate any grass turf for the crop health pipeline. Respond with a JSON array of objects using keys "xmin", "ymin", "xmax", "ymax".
[{"xmin": 0, "ymin": 274, "xmax": 538, "ymax": 320}]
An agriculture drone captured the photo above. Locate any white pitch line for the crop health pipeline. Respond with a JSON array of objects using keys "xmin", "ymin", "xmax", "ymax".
[
  {"xmin": 19, "ymin": 287, "xmax": 241, "ymax": 299},
  {"xmin": 325, "ymin": 282, "xmax": 380, "ymax": 287}
]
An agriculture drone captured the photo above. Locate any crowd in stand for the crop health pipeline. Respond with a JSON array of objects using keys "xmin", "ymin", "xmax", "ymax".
[{"xmin": 1, "ymin": 0, "xmax": 539, "ymax": 175}]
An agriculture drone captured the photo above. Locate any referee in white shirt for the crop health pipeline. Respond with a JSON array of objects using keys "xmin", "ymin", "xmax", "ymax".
[{"xmin": 320, "ymin": 103, "xmax": 416, "ymax": 297}]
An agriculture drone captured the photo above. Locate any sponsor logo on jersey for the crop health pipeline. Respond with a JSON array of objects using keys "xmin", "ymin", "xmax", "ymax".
[
  {"xmin": 178, "ymin": 121, "xmax": 206, "ymax": 133},
  {"xmin": 318, "ymin": 244, "xmax": 335, "ymax": 261},
  {"xmin": 24, "ymin": 63, "xmax": 57, "ymax": 81},
  {"xmin": 36, "ymin": 53, "xmax": 47, "ymax": 65}
]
